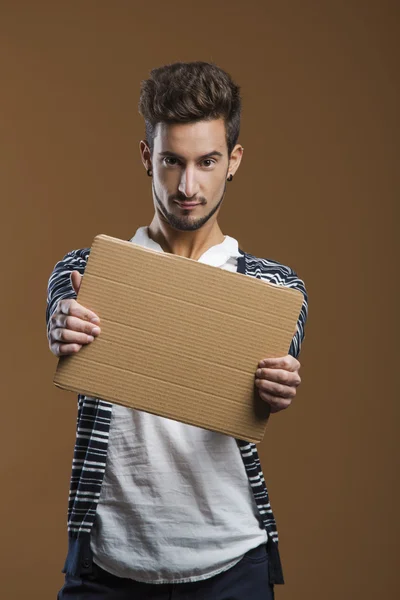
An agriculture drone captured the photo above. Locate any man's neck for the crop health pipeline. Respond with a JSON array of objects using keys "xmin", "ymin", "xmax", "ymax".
[{"xmin": 148, "ymin": 216, "xmax": 225, "ymax": 260}]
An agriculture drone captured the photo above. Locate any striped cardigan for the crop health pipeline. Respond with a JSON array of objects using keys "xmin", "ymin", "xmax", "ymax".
[{"xmin": 46, "ymin": 243, "xmax": 308, "ymax": 585}]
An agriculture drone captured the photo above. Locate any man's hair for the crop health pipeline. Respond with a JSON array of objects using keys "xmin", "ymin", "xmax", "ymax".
[{"xmin": 138, "ymin": 61, "xmax": 241, "ymax": 155}]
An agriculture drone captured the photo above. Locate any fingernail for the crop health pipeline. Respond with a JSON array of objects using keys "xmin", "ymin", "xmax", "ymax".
[
  {"xmin": 92, "ymin": 327, "xmax": 101, "ymax": 335},
  {"xmin": 91, "ymin": 317, "xmax": 100, "ymax": 324},
  {"xmin": 87, "ymin": 335, "xmax": 94, "ymax": 342},
  {"xmin": 256, "ymin": 369, "xmax": 262, "ymax": 377}
]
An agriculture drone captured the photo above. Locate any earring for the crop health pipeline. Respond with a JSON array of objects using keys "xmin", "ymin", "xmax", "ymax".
[
  {"xmin": 147, "ymin": 168, "xmax": 153, "ymax": 177},
  {"xmin": 227, "ymin": 174, "xmax": 233, "ymax": 182}
]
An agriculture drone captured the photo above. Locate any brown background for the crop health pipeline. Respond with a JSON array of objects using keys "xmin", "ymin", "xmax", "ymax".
[{"xmin": 0, "ymin": 1, "xmax": 398, "ymax": 598}]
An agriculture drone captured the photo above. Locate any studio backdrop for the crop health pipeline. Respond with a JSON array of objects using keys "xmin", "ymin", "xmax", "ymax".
[{"xmin": 0, "ymin": 2, "xmax": 397, "ymax": 599}]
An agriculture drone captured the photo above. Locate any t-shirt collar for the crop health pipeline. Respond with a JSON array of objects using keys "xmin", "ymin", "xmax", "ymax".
[{"xmin": 129, "ymin": 226, "xmax": 240, "ymax": 267}]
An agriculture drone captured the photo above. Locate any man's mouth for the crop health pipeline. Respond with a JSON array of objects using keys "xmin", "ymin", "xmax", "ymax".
[{"xmin": 175, "ymin": 201, "xmax": 201, "ymax": 209}]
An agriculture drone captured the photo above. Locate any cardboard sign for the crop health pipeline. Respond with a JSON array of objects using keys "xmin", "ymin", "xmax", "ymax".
[{"xmin": 54, "ymin": 234, "xmax": 303, "ymax": 443}]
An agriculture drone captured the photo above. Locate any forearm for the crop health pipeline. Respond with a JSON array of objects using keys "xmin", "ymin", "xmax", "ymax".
[
  {"xmin": 286, "ymin": 272, "xmax": 308, "ymax": 359},
  {"xmin": 46, "ymin": 247, "xmax": 90, "ymax": 336}
]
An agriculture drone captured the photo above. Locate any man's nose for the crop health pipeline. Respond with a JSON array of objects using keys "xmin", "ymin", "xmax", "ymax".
[{"xmin": 178, "ymin": 167, "xmax": 199, "ymax": 198}]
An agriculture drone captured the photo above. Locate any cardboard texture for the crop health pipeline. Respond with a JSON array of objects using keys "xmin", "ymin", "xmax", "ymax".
[{"xmin": 53, "ymin": 234, "xmax": 304, "ymax": 443}]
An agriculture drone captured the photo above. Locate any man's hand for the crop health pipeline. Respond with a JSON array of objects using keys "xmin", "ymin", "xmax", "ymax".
[
  {"xmin": 255, "ymin": 355, "xmax": 301, "ymax": 413},
  {"xmin": 48, "ymin": 270, "xmax": 101, "ymax": 357}
]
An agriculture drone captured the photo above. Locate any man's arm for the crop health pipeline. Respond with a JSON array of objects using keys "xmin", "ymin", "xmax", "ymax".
[
  {"xmin": 285, "ymin": 270, "xmax": 308, "ymax": 360},
  {"xmin": 46, "ymin": 247, "xmax": 91, "ymax": 337},
  {"xmin": 46, "ymin": 247, "xmax": 102, "ymax": 357},
  {"xmin": 255, "ymin": 270, "xmax": 309, "ymax": 412}
]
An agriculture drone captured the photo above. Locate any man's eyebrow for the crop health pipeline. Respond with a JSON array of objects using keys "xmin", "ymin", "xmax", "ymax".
[{"xmin": 159, "ymin": 151, "xmax": 223, "ymax": 160}]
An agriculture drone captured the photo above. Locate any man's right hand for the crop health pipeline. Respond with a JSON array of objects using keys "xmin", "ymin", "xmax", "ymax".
[{"xmin": 48, "ymin": 270, "xmax": 101, "ymax": 357}]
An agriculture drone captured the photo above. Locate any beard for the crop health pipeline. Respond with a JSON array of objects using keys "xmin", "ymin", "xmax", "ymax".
[{"xmin": 152, "ymin": 181, "xmax": 227, "ymax": 231}]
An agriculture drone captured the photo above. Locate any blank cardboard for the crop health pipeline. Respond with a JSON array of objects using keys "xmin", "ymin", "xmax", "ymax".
[{"xmin": 53, "ymin": 234, "xmax": 304, "ymax": 443}]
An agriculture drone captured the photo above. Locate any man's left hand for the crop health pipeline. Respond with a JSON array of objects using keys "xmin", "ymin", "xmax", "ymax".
[{"xmin": 255, "ymin": 355, "xmax": 301, "ymax": 413}]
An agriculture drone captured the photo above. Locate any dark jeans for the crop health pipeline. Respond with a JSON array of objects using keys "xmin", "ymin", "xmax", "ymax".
[{"xmin": 57, "ymin": 542, "xmax": 274, "ymax": 599}]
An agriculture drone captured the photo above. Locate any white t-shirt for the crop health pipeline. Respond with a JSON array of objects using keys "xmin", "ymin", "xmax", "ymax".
[{"xmin": 90, "ymin": 226, "xmax": 268, "ymax": 584}]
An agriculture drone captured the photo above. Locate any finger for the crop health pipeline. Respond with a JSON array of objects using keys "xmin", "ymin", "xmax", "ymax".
[
  {"xmin": 53, "ymin": 314, "xmax": 101, "ymax": 337},
  {"xmin": 258, "ymin": 355, "xmax": 300, "ymax": 372},
  {"xmin": 255, "ymin": 378, "xmax": 297, "ymax": 399},
  {"xmin": 50, "ymin": 341, "xmax": 82, "ymax": 357},
  {"xmin": 51, "ymin": 327, "xmax": 95, "ymax": 345},
  {"xmin": 59, "ymin": 299, "xmax": 100, "ymax": 324},
  {"xmin": 255, "ymin": 368, "xmax": 301, "ymax": 387},
  {"xmin": 71, "ymin": 270, "xmax": 82, "ymax": 295},
  {"xmin": 257, "ymin": 389, "xmax": 292, "ymax": 412}
]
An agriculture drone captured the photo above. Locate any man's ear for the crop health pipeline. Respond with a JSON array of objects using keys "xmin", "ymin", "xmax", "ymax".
[
  {"xmin": 140, "ymin": 140, "xmax": 152, "ymax": 171},
  {"xmin": 227, "ymin": 144, "xmax": 244, "ymax": 179}
]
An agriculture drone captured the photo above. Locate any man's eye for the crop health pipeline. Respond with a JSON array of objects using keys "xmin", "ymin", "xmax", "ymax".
[
  {"xmin": 163, "ymin": 157, "xmax": 179, "ymax": 166},
  {"xmin": 201, "ymin": 159, "xmax": 215, "ymax": 168}
]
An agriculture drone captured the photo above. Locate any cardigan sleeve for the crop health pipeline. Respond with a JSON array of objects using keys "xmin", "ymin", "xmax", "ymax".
[
  {"xmin": 284, "ymin": 270, "xmax": 309, "ymax": 359},
  {"xmin": 46, "ymin": 247, "xmax": 91, "ymax": 337}
]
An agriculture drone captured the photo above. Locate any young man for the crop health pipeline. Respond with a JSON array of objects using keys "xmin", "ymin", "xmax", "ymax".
[{"xmin": 47, "ymin": 61, "xmax": 308, "ymax": 599}]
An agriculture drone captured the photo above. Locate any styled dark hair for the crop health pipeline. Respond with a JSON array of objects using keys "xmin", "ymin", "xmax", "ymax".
[{"xmin": 138, "ymin": 61, "xmax": 241, "ymax": 155}]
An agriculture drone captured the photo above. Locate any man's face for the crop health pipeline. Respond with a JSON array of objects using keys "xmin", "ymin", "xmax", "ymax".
[{"xmin": 149, "ymin": 118, "xmax": 230, "ymax": 231}]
